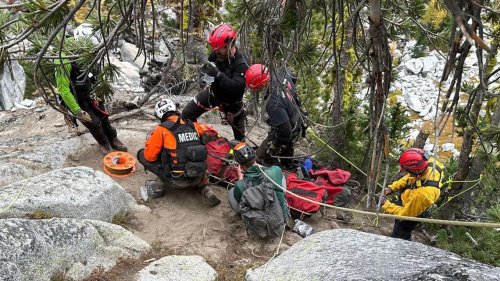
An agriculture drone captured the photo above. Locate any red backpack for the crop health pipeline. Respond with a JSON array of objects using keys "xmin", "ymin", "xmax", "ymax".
[
  {"xmin": 285, "ymin": 173, "xmax": 325, "ymax": 216},
  {"xmin": 285, "ymin": 168, "xmax": 352, "ymax": 218},
  {"xmin": 310, "ymin": 168, "xmax": 351, "ymax": 205},
  {"xmin": 201, "ymin": 125, "xmax": 241, "ymax": 184}
]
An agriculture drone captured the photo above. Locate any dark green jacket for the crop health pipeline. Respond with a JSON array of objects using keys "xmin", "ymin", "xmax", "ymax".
[{"xmin": 233, "ymin": 165, "xmax": 288, "ymax": 221}]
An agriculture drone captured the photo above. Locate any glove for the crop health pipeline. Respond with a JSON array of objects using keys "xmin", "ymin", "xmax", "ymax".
[
  {"xmin": 266, "ymin": 140, "xmax": 280, "ymax": 155},
  {"xmin": 198, "ymin": 70, "xmax": 207, "ymax": 88},
  {"xmin": 76, "ymin": 110, "xmax": 92, "ymax": 123},
  {"xmin": 204, "ymin": 61, "xmax": 220, "ymax": 78},
  {"xmin": 376, "ymin": 194, "xmax": 386, "ymax": 206},
  {"xmin": 301, "ymin": 123, "xmax": 308, "ymax": 138},
  {"xmin": 384, "ymin": 187, "xmax": 393, "ymax": 196}
]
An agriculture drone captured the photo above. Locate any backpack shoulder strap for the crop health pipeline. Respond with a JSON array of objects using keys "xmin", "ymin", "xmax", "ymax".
[{"xmin": 160, "ymin": 119, "xmax": 180, "ymax": 132}]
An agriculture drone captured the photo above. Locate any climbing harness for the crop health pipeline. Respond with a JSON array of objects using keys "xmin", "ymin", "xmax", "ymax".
[{"xmin": 103, "ymin": 151, "xmax": 137, "ymax": 178}]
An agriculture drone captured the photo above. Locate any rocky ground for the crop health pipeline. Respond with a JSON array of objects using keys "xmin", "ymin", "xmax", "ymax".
[{"xmin": 0, "ymin": 95, "xmax": 442, "ymax": 280}]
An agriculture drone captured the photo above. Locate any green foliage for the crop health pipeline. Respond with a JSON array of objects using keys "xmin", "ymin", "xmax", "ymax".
[
  {"xmin": 487, "ymin": 204, "xmax": 500, "ymax": 222},
  {"xmin": 22, "ymin": 0, "xmax": 69, "ymax": 32},
  {"xmin": 481, "ymin": 125, "xmax": 500, "ymax": 145},
  {"xmin": 434, "ymin": 226, "xmax": 500, "ymax": 266},
  {"xmin": 411, "ymin": 43, "xmax": 427, "ymax": 58},
  {"xmin": 461, "ymin": 82, "xmax": 476, "ymax": 94},
  {"xmin": 27, "ymin": 210, "xmax": 53, "ymax": 219},
  {"xmin": 386, "ymin": 102, "xmax": 410, "ymax": 143},
  {"xmin": 112, "ymin": 213, "xmax": 131, "ymax": 228}
]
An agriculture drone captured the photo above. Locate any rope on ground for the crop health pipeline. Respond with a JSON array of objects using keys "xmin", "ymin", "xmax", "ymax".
[
  {"xmin": 256, "ymin": 166, "xmax": 500, "ymax": 228},
  {"xmin": 307, "ymin": 127, "xmax": 384, "ymax": 189},
  {"xmin": 259, "ymin": 224, "xmax": 286, "ymax": 281},
  {"xmin": 0, "ymin": 178, "xmax": 30, "ymax": 215}
]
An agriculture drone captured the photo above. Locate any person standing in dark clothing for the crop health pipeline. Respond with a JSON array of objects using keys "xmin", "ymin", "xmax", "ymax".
[
  {"xmin": 245, "ymin": 64, "xmax": 305, "ymax": 169},
  {"xmin": 182, "ymin": 23, "xmax": 249, "ymax": 141}
]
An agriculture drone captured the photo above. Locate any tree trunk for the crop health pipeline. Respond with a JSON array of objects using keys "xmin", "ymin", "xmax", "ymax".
[
  {"xmin": 366, "ymin": 0, "xmax": 391, "ymax": 208},
  {"xmin": 330, "ymin": 24, "xmax": 354, "ymax": 168},
  {"xmin": 445, "ymin": 22, "xmax": 499, "ymax": 219},
  {"xmin": 413, "ymin": 130, "xmax": 430, "ymax": 149}
]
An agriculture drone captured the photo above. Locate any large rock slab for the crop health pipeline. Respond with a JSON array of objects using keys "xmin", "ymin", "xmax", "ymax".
[
  {"xmin": 0, "ymin": 218, "xmax": 150, "ymax": 281},
  {"xmin": 0, "ymin": 137, "xmax": 81, "ymax": 173},
  {"xmin": 137, "ymin": 255, "xmax": 217, "ymax": 281},
  {"xmin": 0, "ymin": 162, "xmax": 33, "ymax": 187},
  {"xmin": 0, "ymin": 166, "xmax": 144, "ymax": 222},
  {"xmin": 245, "ymin": 229, "xmax": 500, "ymax": 281},
  {"xmin": 16, "ymin": 137, "xmax": 81, "ymax": 170},
  {"xmin": 0, "ymin": 60, "xmax": 26, "ymax": 111}
]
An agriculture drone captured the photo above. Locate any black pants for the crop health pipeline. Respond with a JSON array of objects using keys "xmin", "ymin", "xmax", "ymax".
[
  {"xmin": 182, "ymin": 89, "xmax": 245, "ymax": 141},
  {"xmin": 392, "ymin": 219, "xmax": 419, "ymax": 240},
  {"xmin": 137, "ymin": 149, "xmax": 205, "ymax": 189},
  {"xmin": 390, "ymin": 198, "xmax": 428, "ymax": 240},
  {"xmin": 79, "ymin": 98, "xmax": 117, "ymax": 146},
  {"xmin": 256, "ymin": 135, "xmax": 294, "ymax": 169}
]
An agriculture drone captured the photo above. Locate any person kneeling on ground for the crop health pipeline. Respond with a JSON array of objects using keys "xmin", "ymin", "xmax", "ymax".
[
  {"xmin": 137, "ymin": 98, "xmax": 221, "ymax": 207},
  {"xmin": 382, "ymin": 148, "xmax": 444, "ymax": 240},
  {"xmin": 228, "ymin": 143, "xmax": 289, "ymax": 238},
  {"xmin": 245, "ymin": 64, "xmax": 306, "ymax": 169}
]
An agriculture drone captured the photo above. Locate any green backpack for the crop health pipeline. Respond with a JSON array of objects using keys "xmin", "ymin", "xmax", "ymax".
[{"xmin": 239, "ymin": 176, "xmax": 285, "ymax": 238}]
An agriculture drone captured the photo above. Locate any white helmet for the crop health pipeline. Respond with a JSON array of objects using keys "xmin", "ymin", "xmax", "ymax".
[
  {"xmin": 73, "ymin": 23, "xmax": 101, "ymax": 45},
  {"xmin": 155, "ymin": 98, "xmax": 177, "ymax": 119}
]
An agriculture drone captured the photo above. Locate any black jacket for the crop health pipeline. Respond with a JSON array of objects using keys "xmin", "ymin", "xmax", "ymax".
[
  {"xmin": 207, "ymin": 48, "xmax": 248, "ymax": 103},
  {"xmin": 265, "ymin": 72, "xmax": 303, "ymax": 145}
]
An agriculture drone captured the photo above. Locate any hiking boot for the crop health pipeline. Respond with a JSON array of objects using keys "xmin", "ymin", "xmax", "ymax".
[
  {"xmin": 110, "ymin": 138, "xmax": 128, "ymax": 152},
  {"xmin": 145, "ymin": 180, "xmax": 165, "ymax": 199},
  {"xmin": 201, "ymin": 186, "xmax": 221, "ymax": 207},
  {"xmin": 99, "ymin": 143, "xmax": 113, "ymax": 156}
]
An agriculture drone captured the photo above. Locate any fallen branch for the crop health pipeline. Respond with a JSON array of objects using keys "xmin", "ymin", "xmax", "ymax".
[{"xmin": 109, "ymin": 108, "xmax": 144, "ymax": 121}]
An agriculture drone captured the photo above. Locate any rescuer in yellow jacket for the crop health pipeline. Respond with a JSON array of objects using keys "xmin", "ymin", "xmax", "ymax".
[{"xmin": 382, "ymin": 148, "xmax": 443, "ymax": 240}]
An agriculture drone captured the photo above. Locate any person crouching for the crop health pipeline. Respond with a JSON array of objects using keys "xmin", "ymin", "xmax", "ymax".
[
  {"xmin": 137, "ymin": 98, "xmax": 221, "ymax": 207},
  {"xmin": 228, "ymin": 143, "xmax": 289, "ymax": 238}
]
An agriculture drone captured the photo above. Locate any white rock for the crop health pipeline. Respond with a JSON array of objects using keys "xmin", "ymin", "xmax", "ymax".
[
  {"xmin": 441, "ymin": 143, "xmax": 455, "ymax": 152},
  {"xmin": 404, "ymin": 58, "xmax": 424, "ymax": 75},
  {"xmin": 407, "ymin": 130, "xmax": 420, "ymax": 141},
  {"xmin": 121, "ymin": 42, "xmax": 148, "ymax": 69},
  {"xmin": 421, "ymin": 56, "xmax": 439, "ymax": 74},
  {"xmin": 424, "ymin": 143, "xmax": 436, "ymax": 154},
  {"xmin": 137, "ymin": 256, "xmax": 217, "ymax": 281},
  {"xmin": 0, "ymin": 60, "xmax": 26, "ymax": 111},
  {"xmin": 419, "ymin": 104, "xmax": 433, "ymax": 117},
  {"xmin": 423, "ymin": 106, "xmax": 438, "ymax": 121},
  {"xmin": 19, "ymin": 99, "xmax": 36, "ymax": 108},
  {"xmin": 404, "ymin": 91, "xmax": 424, "ymax": 112},
  {"xmin": 0, "ymin": 218, "xmax": 150, "ymax": 281},
  {"xmin": 245, "ymin": 229, "xmax": 500, "ymax": 281}
]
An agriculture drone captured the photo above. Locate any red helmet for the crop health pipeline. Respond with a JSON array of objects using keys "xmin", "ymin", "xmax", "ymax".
[
  {"xmin": 245, "ymin": 64, "xmax": 270, "ymax": 90},
  {"xmin": 208, "ymin": 23, "xmax": 236, "ymax": 51},
  {"xmin": 399, "ymin": 148, "xmax": 429, "ymax": 172}
]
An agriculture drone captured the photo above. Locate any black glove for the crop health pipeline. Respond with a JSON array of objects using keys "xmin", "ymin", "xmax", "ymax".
[
  {"xmin": 204, "ymin": 61, "xmax": 220, "ymax": 78},
  {"xmin": 266, "ymin": 139, "xmax": 280, "ymax": 155},
  {"xmin": 375, "ymin": 194, "xmax": 386, "ymax": 206},
  {"xmin": 198, "ymin": 70, "xmax": 207, "ymax": 88}
]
